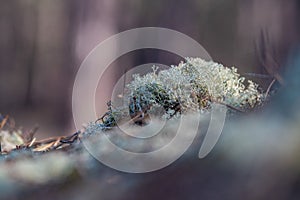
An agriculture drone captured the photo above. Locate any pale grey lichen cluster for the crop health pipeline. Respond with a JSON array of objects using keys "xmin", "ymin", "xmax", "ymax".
[
  {"xmin": 94, "ymin": 58, "xmax": 263, "ymax": 129},
  {"xmin": 127, "ymin": 58, "xmax": 262, "ymax": 120}
]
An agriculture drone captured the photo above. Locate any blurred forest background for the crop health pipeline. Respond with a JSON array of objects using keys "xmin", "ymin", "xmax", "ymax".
[{"xmin": 0, "ymin": 0, "xmax": 299, "ymax": 138}]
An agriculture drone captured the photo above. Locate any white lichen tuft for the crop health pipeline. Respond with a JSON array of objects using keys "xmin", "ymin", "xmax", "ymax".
[
  {"xmin": 127, "ymin": 58, "xmax": 262, "ymax": 118},
  {"xmin": 96, "ymin": 58, "xmax": 263, "ymax": 129}
]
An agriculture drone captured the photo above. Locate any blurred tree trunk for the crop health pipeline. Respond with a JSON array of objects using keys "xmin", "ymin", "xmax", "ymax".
[{"xmin": 74, "ymin": 0, "xmax": 119, "ymax": 119}]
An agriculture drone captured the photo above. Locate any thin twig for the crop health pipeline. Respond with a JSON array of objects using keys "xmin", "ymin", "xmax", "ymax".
[{"xmin": 212, "ymin": 99, "xmax": 245, "ymax": 113}]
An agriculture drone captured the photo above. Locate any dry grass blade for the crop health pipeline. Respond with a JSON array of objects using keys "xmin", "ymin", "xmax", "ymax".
[
  {"xmin": 33, "ymin": 142, "xmax": 56, "ymax": 152},
  {"xmin": 256, "ymin": 30, "xmax": 284, "ymax": 85},
  {"xmin": 26, "ymin": 131, "xmax": 82, "ymax": 152},
  {"xmin": 0, "ymin": 114, "xmax": 82, "ymax": 154},
  {"xmin": 265, "ymin": 78, "xmax": 276, "ymax": 98},
  {"xmin": 23, "ymin": 125, "xmax": 39, "ymax": 143},
  {"xmin": 0, "ymin": 115, "xmax": 8, "ymax": 129}
]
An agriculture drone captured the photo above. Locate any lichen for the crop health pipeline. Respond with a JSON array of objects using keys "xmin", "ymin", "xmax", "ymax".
[{"xmin": 98, "ymin": 57, "xmax": 263, "ymax": 129}]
